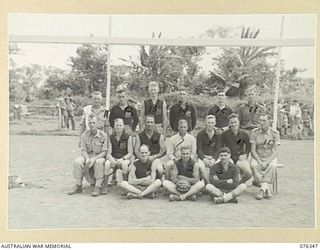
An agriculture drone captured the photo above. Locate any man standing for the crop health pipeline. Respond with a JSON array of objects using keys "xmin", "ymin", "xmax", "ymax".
[
  {"xmin": 196, "ymin": 115, "xmax": 222, "ymax": 184},
  {"xmin": 109, "ymin": 87, "xmax": 139, "ymax": 134},
  {"xmin": 250, "ymin": 113, "xmax": 280, "ymax": 200},
  {"xmin": 68, "ymin": 114, "xmax": 108, "ymax": 197},
  {"xmin": 207, "ymin": 90, "xmax": 233, "ymax": 135},
  {"xmin": 140, "ymin": 81, "xmax": 167, "ymax": 133},
  {"xmin": 105, "ymin": 118, "xmax": 133, "ymax": 185},
  {"xmin": 237, "ymin": 87, "xmax": 265, "ymax": 132},
  {"xmin": 206, "ymin": 147, "xmax": 247, "ymax": 204},
  {"xmin": 119, "ymin": 144, "xmax": 162, "ymax": 199},
  {"xmin": 65, "ymin": 97, "xmax": 76, "ymax": 130},
  {"xmin": 79, "ymin": 91, "xmax": 109, "ymax": 138},
  {"xmin": 134, "ymin": 115, "xmax": 166, "ymax": 177},
  {"xmin": 169, "ymin": 88, "xmax": 197, "ymax": 132},
  {"xmin": 162, "ymin": 146, "xmax": 205, "ymax": 201},
  {"xmin": 165, "ymin": 119, "xmax": 197, "ymax": 180},
  {"xmin": 221, "ymin": 113, "xmax": 252, "ymax": 183}
]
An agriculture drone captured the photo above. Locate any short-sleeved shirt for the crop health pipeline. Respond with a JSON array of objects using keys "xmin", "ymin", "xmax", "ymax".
[
  {"xmin": 144, "ymin": 98, "xmax": 164, "ymax": 124},
  {"xmin": 237, "ymin": 102, "xmax": 266, "ymax": 130},
  {"xmin": 207, "ymin": 104, "xmax": 233, "ymax": 128},
  {"xmin": 250, "ymin": 127, "xmax": 280, "ymax": 159},
  {"xmin": 80, "ymin": 129, "xmax": 108, "ymax": 157},
  {"xmin": 80, "ymin": 105, "xmax": 109, "ymax": 131}
]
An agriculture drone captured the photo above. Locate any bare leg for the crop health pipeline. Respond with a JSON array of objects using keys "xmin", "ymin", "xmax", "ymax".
[
  {"xmin": 205, "ymin": 183, "xmax": 224, "ymax": 198},
  {"xmin": 180, "ymin": 181, "xmax": 205, "ymax": 200},
  {"xmin": 119, "ymin": 181, "xmax": 142, "ymax": 194},
  {"xmin": 140, "ymin": 179, "xmax": 162, "ymax": 197},
  {"xmin": 162, "ymin": 180, "xmax": 181, "ymax": 195}
]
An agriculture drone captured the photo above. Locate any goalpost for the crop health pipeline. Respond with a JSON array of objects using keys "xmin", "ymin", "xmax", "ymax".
[{"xmin": 9, "ymin": 16, "xmax": 315, "ymax": 130}]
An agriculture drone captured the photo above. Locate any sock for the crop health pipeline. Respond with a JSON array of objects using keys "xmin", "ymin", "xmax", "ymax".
[
  {"xmin": 261, "ymin": 182, "xmax": 268, "ymax": 191},
  {"xmin": 223, "ymin": 193, "xmax": 233, "ymax": 202}
]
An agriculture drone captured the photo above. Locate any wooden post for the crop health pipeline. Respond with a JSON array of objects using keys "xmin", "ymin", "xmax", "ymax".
[{"xmin": 57, "ymin": 104, "xmax": 62, "ymax": 129}]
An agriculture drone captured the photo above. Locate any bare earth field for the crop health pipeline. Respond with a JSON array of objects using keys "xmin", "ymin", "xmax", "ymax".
[{"xmin": 8, "ymin": 133, "xmax": 315, "ymax": 229}]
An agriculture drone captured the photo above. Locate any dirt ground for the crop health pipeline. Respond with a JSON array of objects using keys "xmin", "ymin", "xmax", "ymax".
[{"xmin": 8, "ymin": 132, "xmax": 315, "ymax": 230}]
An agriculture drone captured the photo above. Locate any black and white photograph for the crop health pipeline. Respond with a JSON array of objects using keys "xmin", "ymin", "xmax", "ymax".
[{"xmin": 8, "ymin": 14, "xmax": 315, "ymax": 230}]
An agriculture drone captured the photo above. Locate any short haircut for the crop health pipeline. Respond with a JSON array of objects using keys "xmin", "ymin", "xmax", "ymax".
[
  {"xmin": 145, "ymin": 114, "xmax": 156, "ymax": 122},
  {"xmin": 180, "ymin": 145, "xmax": 191, "ymax": 152},
  {"xmin": 246, "ymin": 87, "xmax": 256, "ymax": 93},
  {"xmin": 259, "ymin": 112, "xmax": 271, "ymax": 120},
  {"xmin": 219, "ymin": 147, "xmax": 231, "ymax": 155},
  {"xmin": 88, "ymin": 113, "xmax": 97, "ymax": 122},
  {"xmin": 114, "ymin": 118, "xmax": 124, "ymax": 124},
  {"xmin": 178, "ymin": 118, "xmax": 188, "ymax": 125},
  {"xmin": 148, "ymin": 81, "xmax": 159, "ymax": 89},
  {"xmin": 92, "ymin": 91, "xmax": 102, "ymax": 97},
  {"xmin": 228, "ymin": 113, "xmax": 239, "ymax": 121},
  {"xmin": 206, "ymin": 115, "xmax": 216, "ymax": 120},
  {"xmin": 140, "ymin": 144, "xmax": 150, "ymax": 151},
  {"xmin": 217, "ymin": 89, "xmax": 226, "ymax": 95}
]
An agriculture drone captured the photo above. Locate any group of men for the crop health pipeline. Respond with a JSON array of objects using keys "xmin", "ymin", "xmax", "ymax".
[{"xmin": 68, "ymin": 81, "xmax": 280, "ymax": 204}]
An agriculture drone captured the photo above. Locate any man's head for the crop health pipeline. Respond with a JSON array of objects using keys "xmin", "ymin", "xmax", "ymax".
[
  {"xmin": 178, "ymin": 119, "xmax": 188, "ymax": 135},
  {"xmin": 205, "ymin": 115, "xmax": 216, "ymax": 130},
  {"xmin": 65, "ymin": 97, "xmax": 70, "ymax": 104},
  {"xmin": 181, "ymin": 146, "xmax": 192, "ymax": 162},
  {"xmin": 219, "ymin": 147, "xmax": 232, "ymax": 164},
  {"xmin": 88, "ymin": 114, "xmax": 98, "ymax": 131},
  {"xmin": 92, "ymin": 91, "xmax": 102, "ymax": 106},
  {"xmin": 148, "ymin": 81, "xmax": 160, "ymax": 98},
  {"xmin": 139, "ymin": 144, "xmax": 150, "ymax": 161},
  {"xmin": 116, "ymin": 89, "xmax": 127, "ymax": 106},
  {"xmin": 246, "ymin": 87, "xmax": 256, "ymax": 103},
  {"xmin": 145, "ymin": 115, "xmax": 155, "ymax": 131},
  {"xmin": 114, "ymin": 118, "xmax": 124, "ymax": 133},
  {"xmin": 178, "ymin": 88, "xmax": 187, "ymax": 103},
  {"xmin": 259, "ymin": 113, "xmax": 271, "ymax": 130},
  {"xmin": 228, "ymin": 113, "xmax": 240, "ymax": 131},
  {"xmin": 217, "ymin": 90, "xmax": 226, "ymax": 104}
]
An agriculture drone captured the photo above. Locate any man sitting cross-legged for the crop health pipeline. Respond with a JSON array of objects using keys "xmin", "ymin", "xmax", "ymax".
[
  {"xmin": 119, "ymin": 144, "xmax": 162, "ymax": 199},
  {"xmin": 134, "ymin": 114, "xmax": 166, "ymax": 179},
  {"xmin": 206, "ymin": 147, "xmax": 247, "ymax": 204},
  {"xmin": 162, "ymin": 146, "xmax": 205, "ymax": 202}
]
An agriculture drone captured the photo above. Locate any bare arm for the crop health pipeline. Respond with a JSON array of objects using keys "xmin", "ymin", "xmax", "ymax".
[
  {"xmin": 123, "ymin": 136, "xmax": 133, "ymax": 160},
  {"xmin": 171, "ymin": 164, "xmax": 179, "ymax": 184},
  {"xmin": 134, "ymin": 135, "xmax": 141, "ymax": 159},
  {"xmin": 177, "ymin": 162, "xmax": 200, "ymax": 185},
  {"xmin": 139, "ymin": 101, "xmax": 145, "ymax": 131},
  {"xmin": 250, "ymin": 143, "xmax": 262, "ymax": 164}
]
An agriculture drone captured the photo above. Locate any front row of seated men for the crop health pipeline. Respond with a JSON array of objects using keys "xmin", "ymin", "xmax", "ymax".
[{"xmin": 69, "ymin": 111, "xmax": 280, "ymax": 203}]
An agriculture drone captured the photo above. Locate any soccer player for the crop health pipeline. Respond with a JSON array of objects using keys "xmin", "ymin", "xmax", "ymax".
[
  {"xmin": 79, "ymin": 91, "xmax": 109, "ymax": 137},
  {"xmin": 164, "ymin": 119, "xmax": 197, "ymax": 180},
  {"xmin": 169, "ymin": 88, "xmax": 197, "ymax": 132},
  {"xmin": 207, "ymin": 90, "xmax": 233, "ymax": 135},
  {"xmin": 250, "ymin": 113, "xmax": 280, "ymax": 200},
  {"xmin": 105, "ymin": 118, "xmax": 133, "ymax": 186},
  {"xmin": 134, "ymin": 114, "xmax": 166, "ymax": 177},
  {"xmin": 237, "ymin": 87, "xmax": 266, "ymax": 133},
  {"xmin": 206, "ymin": 147, "xmax": 247, "ymax": 204},
  {"xmin": 221, "ymin": 113, "xmax": 252, "ymax": 183},
  {"xmin": 162, "ymin": 146, "xmax": 205, "ymax": 201},
  {"xmin": 196, "ymin": 115, "xmax": 222, "ymax": 184},
  {"xmin": 109, "ymin": 87, "xmax": 139, "ymax": 134},
  {"xmin": 119, "ymin": 144, "xmax": 162, "ymax": 199},
  {"xmin": 140, "ymin": 81, "xmax": 167, "ymax": 133},
  {"xmin": 68, "ymin": 114, "xmax": 108, "ymax": 197}
]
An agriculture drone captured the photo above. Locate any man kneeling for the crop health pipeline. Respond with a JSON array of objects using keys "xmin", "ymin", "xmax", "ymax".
[
  {"xmin": 162, "ymin": 146, "xmax": 205, "ymax": 201},
  {"xmin": 206, "ymin": 147, "xmax": 247, "ymax": 204},
  {"xmin": 119, "ymin": 144, "xmax": 161, "ymax": 199}
]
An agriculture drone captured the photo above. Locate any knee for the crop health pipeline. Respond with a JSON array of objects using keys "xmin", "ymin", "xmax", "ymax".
[
  {"xmin": 195, "ymin": 181, "xmax": 205, "ymax": 189},
  {"xmin": 119, "ymin": 180, "xmax": 128, "ymax": 188},
  {"xmin": 205, "ymin": 183, "xmax": 213, "ymax": 190},
  {"xmin": 73, "ymin": 157, "xmax": 84, "ymax": 168},
  {"xmin": 154, "ymin": 179, "xmax": 162, "ymax": 187},
  {"xmin": 162, "ymin": 179, "xmax": 171, "ymax": 187},
  {"xmin": 239, "ymin": 183, "xmax": 247, "ymax": 190},
  {"xmin": 95, "ymin": 158, "xmax": 105, "ymax": 165}
]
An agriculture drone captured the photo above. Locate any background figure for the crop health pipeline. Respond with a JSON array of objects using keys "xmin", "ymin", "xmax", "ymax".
[
  {"xmin": 290, "ymin": 100, "xmax": 303, "ymax": 140},
  {"xmin": 65, "ymin": 97, "xmax": 76, "ymax": 130},
  {"xmin": 57, "ymin": 98, "xmax": 67, "ymax": 128}
]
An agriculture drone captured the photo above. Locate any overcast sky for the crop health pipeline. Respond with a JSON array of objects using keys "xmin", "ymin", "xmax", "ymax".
[{"xmin": 8, "ymin": 14, "xmax": 316, "ymax": 77}]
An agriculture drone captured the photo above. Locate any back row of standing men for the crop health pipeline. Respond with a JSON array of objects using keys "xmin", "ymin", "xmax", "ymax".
[{"xmin": 68, "ymin": 82, "xmax": 280, "ymax": 204}]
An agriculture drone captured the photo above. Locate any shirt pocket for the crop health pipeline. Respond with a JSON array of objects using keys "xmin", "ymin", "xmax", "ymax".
[{"xmin": 92, "ymin": 139, "xmax": 104, "ymax": 153}]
